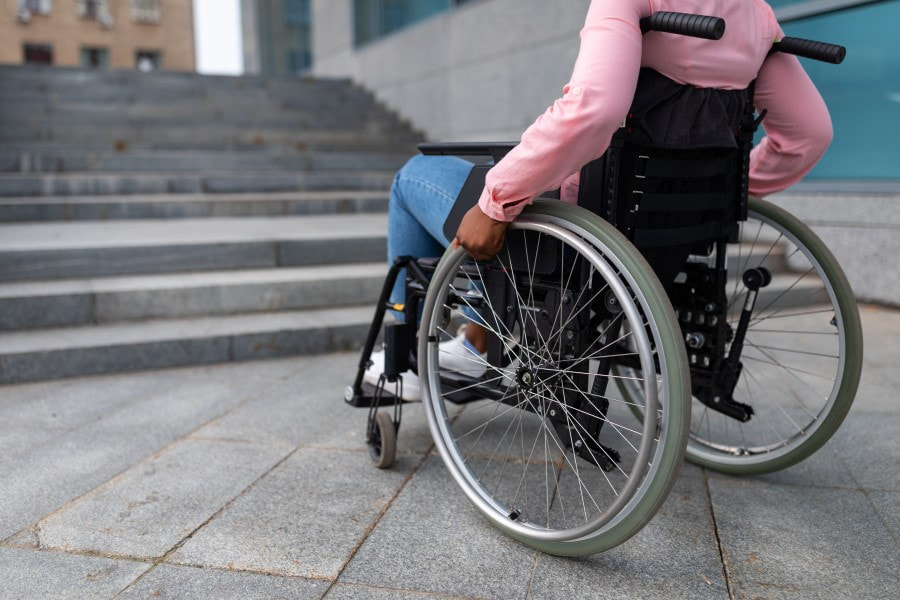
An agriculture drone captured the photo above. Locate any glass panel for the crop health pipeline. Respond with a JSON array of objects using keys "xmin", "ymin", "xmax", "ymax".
[
  {"xmin": 136, "ymin": 50, "xmax": 161, "ymax": 72},
  {"xmin": 19, "ymin": 0, "xmax": 51, "ymax": 15},
  {"xmin": 256, "ymin": 0, "xmax": 313, "ymax": 76},
  {"xmin": 768, "ymin": 0, "xmax": 808, "ymax": 8},
  {"xmin": 132, "ymin": 0, "xmax": 161, "ymax": 24},
  {"xmin": 23, "ymin": 44, "xmax": 53, "ymax": 65},
  {"xmin": 284, "ymin": 0, "xmax": 310, "ymax": 27},
  {"xmin": 80, "ymin": 47, "xmax": 109, "ymax": 68},
  {"xmin": 288, "ymin": 49, "xmax": 312, "ymax": 72},
  {"xmin": 775, "ymin": 2, "xmax": 900, "ymax": 179},
  {"xmin": 354, "ymin": 0, "xmax": 452, "ymax": 46}
]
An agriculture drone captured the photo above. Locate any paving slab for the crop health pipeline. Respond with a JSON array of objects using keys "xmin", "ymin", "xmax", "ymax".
[
  {"xmin": 0, "ymin": 547, "xmax": 149, "ymax": 599},
  {"xmin": 118, "ymin": 564, "xmax": 325, "ymax": 599},
  {"xmin": 0, "ymin": 425, "xmax": 65, "ymax": 464},
  {"xmin": 819, "ymin": 411, "xmax": 900, "ymax": 492},
  {"xmin": 169, "ymin": 447, "xmax": 415, "ymax": 580},
  {"xmin": 0, "ymin": 367, "xmax": 273, "ymax": 540},
  {"xmin": 866, "ymin": 491, "xmax": 899, "ymax": 540},
  {"xmin": 0, "ymin": 368, "xmax": 178, "ymax": 432},
  {"xmin": 529, "ymin": 476, "xmax": 729, "ymax": 600},
  {"xmin": 338, "ymin": 456, "xmax": 538, "ymax": 599},
  {"xmin": 707, "ymin": 477, "xmax": 899, "ymax": 600},
  {"xmin": 0, "ymin": 428, "xmax": 177, "ymax": 542},
  {"xmin": 722, "ymin": 441, "xmax": 858, "ymax": 490},
  {"xmin": 36, "ymin": 439, "xmax": 289, "ymax": 559},
  {"xmin": 325, "ymin": 583, "xmax": 480, "ymax": 599},
  {"xmin": 192, "ymin": 352, "xmax": 437, "ymax": 456}
]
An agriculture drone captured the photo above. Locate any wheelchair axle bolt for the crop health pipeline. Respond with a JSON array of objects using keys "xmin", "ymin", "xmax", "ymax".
[{"xmin": 516, "ymin": 367, "xmax": 535, "ymax": 389}]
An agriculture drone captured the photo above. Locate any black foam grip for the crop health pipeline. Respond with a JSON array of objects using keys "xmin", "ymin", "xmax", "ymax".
[
  {"xmin": 640, "ymin": 12, "xmax": 726, "ymax": 41},
  {"xmin": 776, "ymin": 37, "xmax": 846, "ymax": 64}
]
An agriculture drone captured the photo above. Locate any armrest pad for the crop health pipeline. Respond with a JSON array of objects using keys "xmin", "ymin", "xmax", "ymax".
[{"xmin": 418, "ymin": 142, "xmax": 517, "ymax": 162}]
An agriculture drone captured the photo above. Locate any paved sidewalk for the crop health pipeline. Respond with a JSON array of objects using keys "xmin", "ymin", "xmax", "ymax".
[{"xmin": 0, "ymin": 305, "xmax": 897, "ymax": 599}]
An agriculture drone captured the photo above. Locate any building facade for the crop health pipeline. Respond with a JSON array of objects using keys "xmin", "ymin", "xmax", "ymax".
[
  {"xmin": 241, "ymin": 0, "xmax": 312, "ymax": 76},
  {"xmin": 0, "ymin": 0, "xmax": 196, "ymax": 71},
  {"xmin": 312, "ymin": 0, "xmax": 899, "ymax": 183}
]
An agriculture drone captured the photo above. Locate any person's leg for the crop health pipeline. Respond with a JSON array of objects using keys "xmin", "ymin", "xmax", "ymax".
[
  {"xmin": 367, "ymin": 154, "xmax": 486, "ymax": 399},
  {"xmin": 387, "ymin": 154, "xmax": 473, "ymax": 311}
]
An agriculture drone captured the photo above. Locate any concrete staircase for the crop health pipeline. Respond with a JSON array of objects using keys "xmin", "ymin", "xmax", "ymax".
[{"xmin": 0, "ymin": 66, "xmax": 420, "ymax": 384}]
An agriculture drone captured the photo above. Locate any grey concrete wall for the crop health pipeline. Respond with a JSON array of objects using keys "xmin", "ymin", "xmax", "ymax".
[
  {"xmin": 769, "ymin": 192, "xmax": 900, "ymax": 307},
  {"xmin": 312, "ymin": 0, "xmax": 590, "ymax": 140},
  {"xmin": 241, "ymin": 0, "xmax": 261, "ymax": 75}
]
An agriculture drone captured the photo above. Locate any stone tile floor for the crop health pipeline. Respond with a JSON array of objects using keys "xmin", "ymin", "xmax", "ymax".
[{"xmin": 0, "ymin": 305, "xmax": 897, "ymax": 599}]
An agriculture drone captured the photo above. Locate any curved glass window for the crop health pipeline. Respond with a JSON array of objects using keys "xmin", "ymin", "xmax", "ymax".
[
  {"xmin": 354, "ymin": 0, "xmax": 475, "ymax": 46},
  {"xmin": 769, "ymin": 0, "xmax": 900, "ymax": 180}
]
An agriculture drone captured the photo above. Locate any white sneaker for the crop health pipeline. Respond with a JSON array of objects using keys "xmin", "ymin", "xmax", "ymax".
[
  {"xmin": 438, "ymin": 334, "xmax": 488, "ymax": 378},
  {"xmin": 362, "ymin": 334, "xmax": 487, "ymax": 402},
  {"xmin": 362, "ymin": 349, "xmax": 421, "ymax": 401}
]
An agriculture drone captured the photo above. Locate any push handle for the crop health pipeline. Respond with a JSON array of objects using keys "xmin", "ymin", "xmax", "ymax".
[
  {"xmin": 775, "ymin": 37, "xmax": 846, "ymax": 64},
  {"xmin": 640, "ymin": 12, "xmax": 726, "ymax": 40}
]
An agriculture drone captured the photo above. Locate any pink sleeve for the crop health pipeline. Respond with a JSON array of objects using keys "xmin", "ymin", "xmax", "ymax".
[
  {"xmin": 749, "ymin": 26, "xmax": 833, "ymax": 196},
  {"xmin": 477, "ymin": 0, "xmax": 648, "ymax": 222}
]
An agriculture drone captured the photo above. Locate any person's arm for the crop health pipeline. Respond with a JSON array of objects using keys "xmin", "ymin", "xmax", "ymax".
[
  {"xmin": 454, "ymin": 0, "xmax": 646, "ymax": 258},
  {"xmin": 749, "ymin": 27, "xmax": 833, "ymax": 196},
  {"xmin": 476, "ymin": 0, "xmax": 645, "ymax": 223}
]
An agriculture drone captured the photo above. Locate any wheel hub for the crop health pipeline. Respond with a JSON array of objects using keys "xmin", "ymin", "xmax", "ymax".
[{"xmin": 515, "ymin": 362, "xmax": 561, "ymax": 390}]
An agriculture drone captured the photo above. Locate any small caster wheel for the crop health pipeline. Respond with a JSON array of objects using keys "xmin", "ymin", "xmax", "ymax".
[{"xmin": 368, "ymin": 411, "xmax": 397, "ymax": 469}]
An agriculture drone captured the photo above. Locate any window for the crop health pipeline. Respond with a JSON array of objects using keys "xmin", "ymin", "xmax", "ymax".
[
  {"xmin": 771, "ymin": 1, "xmax": 900, "ymax": 180},
  {"xmin": 17, "ymin": 0, "xmax": 52, "ymax": 22},
  {"xmin": 136, "ymin": 50, "xmax": 161, "ymax": 72},
  {"xmin": 80, "ymin": 46, "xmax": 109, "ymax": 68},
  {"xmin": 284, "ymin": 0, "xmax": 310, "ymax": 27},
  {"xmin": 353, "ymin": 0, "xmax": 472, "ymax": 46},
  {"xmin": 77, "ymin": 0, "xmax": 113, "ymax": 27},
  {"xmin": 23, "ymin": 43, "xmax": 53, "ymax": 65},
  {"xmin": 131, "ymin": 0, "xmax": 161, "ymax": 24},
  {"xmin": 288, "ymin": 49, "xmax": 311, "ymax": 73}
]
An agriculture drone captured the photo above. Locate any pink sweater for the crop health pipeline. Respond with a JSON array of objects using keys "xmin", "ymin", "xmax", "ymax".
[{"xmin": 477, "ymin": 0, "xmax": 833, "ymax": 221}]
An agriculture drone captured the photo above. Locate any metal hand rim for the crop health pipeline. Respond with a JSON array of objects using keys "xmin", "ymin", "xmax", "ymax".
[{"xmin": 420, "ymin": 217, "xmax": 667, "ymax": 543}]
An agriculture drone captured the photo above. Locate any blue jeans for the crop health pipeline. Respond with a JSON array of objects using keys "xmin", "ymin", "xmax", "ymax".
[{"xmin": 388, "ymin": 154, "xmax": 474, "ymax": 311}]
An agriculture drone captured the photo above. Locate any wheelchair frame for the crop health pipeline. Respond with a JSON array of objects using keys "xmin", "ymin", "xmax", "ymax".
[{"xmin": 342, "ymin": 15, "xmax": 861, "ymax": 555}]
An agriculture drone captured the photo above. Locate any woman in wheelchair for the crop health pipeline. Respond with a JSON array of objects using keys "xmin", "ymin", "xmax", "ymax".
[{"xmin": 349, "ymin": 1, "xmax": 861, "ymax": 556}]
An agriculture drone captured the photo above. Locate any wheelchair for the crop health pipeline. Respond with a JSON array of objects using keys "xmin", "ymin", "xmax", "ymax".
[{"xmin": 344, "ymin": 13, "xmax": 862, "ymax": 556}]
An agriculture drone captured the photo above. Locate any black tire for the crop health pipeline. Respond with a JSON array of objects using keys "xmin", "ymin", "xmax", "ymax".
[{"xmin": 368, "ymin": 411, "xmax": 397, "ymax": 469}]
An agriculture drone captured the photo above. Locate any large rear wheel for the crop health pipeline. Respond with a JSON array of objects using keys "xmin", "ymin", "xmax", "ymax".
[
  {"xmin": 618, "ymin": 197, "xmax": 862, "ymax": 475},
  {"xmin": 418, "ymin": 200, "xmax": 690, "ymax": 556}
]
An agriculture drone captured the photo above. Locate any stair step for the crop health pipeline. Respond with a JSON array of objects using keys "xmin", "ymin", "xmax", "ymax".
[
  {"xmin": 0, "ymin": 107, "xmax": 400, "ymax": 130},
  {"xmin": 0, "ymin": 149, "xmax": 412, "ymax": 174},
  {"xmin": 0, "ymin": 263, "xmax": 388, "ymax": 331},
  {"xmin": 0, "ymin": 127, "xmax": 421, "ymax": 152},
  {"xmin": 0, "ymin": 306, "xmax": 374, "ymax": 385},
  {"xmin": 0, "ymin": 170, "xmax": 396, "ymax": 197},
  {"xmin": 0, "ymin": 190, "xmax": 389, "ymax": 221},
  {"xmin": 0, "ymin": 214, "xmax": 388, "ymax": 281}
]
